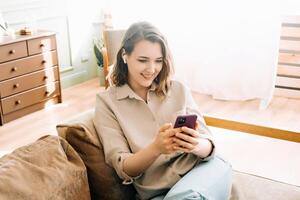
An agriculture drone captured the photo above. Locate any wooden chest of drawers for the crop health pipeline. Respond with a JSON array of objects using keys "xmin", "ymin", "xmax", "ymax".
[{"xmin": 0, "ymin": 31, "xmax": 62, "ymax": 125}]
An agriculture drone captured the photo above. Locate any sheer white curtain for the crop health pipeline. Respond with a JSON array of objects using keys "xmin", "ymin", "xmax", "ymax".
[{"xmin": 108, "ymin": 0, "xmax": 281, "ymax": 108}]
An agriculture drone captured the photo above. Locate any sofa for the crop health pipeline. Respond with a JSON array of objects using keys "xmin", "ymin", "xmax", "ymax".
[{"xmin": 0, "ymin": 109, "xmax": 300, "ymax": 200}]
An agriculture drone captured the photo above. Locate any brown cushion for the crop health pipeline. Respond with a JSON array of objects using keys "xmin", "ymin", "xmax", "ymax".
[
  {"xmin": 57, "ymin": 112, "xmax": 136, "ymax": 200},
  {"xmin": 0, "ymin": 135, "xmax": 90, "ymax": 200}
]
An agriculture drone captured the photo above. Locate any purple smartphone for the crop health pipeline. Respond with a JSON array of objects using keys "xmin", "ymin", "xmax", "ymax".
[{"xmin": 174, "ymin": 114, "xmax": 197, "ymax": 129}]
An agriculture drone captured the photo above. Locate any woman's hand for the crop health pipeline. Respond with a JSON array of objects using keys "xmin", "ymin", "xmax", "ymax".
[
  {"xmin": 152, "ymin": 123, "xmax": 182, "ymax": 155},
  {"xmin": 124, "ymin": 123, "xmax": 182, "ymax": 177},
  {"xmin": 173, "ymin": 121, "xmax": 213, "ymax": 156},
  {"xmin": 173, "ymin": 121, "xmax": 200, "ymax": 153}
]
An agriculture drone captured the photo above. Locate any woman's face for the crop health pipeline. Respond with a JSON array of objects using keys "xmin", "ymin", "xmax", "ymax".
[{"xmin": 125, "ymin": 39, "xmax": 163, "ymax": 91}]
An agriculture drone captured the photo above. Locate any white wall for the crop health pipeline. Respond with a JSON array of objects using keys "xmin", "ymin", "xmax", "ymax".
[
  {"xmin": 1, "ymin": 0, "xmax": 299, "ymax": 89},
  {"xmin": 0, "ymin": 0, "xmax": 71, "ymax": 68},
  {"xmin": 0, "ymin": 0, "xmax": 106, "ymax": 87},
  {"xmin": 281, "ymin": 0, "xmax": 300, "ymax": 14},
  {"xmin": 108, "ymin": 0, "xmax": 283, "ymax": 102},
  {"xmin": 65, "ymin": 0, "xmax": 105, "ymax": 86}
]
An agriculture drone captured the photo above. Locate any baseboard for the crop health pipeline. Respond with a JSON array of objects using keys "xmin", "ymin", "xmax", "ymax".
[
  {"xmin": 60, "ymin": 70, "xmax": 87, "ymax": 89},
  {"xmin": 204, "ymin": 115, "xmax": 300, "ymax": 143}
]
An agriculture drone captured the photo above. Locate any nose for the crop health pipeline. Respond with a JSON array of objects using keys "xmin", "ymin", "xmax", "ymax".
[{"xmin": 146, "ymin": 61, "xmax": 156, "ymax": 73}]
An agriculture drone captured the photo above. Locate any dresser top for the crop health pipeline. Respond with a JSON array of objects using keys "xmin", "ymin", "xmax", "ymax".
[{"xmin": 0, "ymin": 30, "xmax": 56, "ymax": 46}]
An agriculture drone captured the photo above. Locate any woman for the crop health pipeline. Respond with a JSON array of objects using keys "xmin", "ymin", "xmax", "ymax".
[{"xmin": 94, "ymin": 21, "xmax": 232, "ymax": 200}]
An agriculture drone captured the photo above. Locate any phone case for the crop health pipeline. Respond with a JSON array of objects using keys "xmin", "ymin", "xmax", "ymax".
[{"xmin": 174, "ymin": 114, "xmax": 197, "ymax": 129}]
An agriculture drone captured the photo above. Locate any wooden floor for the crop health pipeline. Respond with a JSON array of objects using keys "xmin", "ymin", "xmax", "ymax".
[
  {"xmin": 0, "ymin": 78, "xmax": 300, "ymax": 186},
  {"xmin": 192, "ymin": 93, "xmax": 300, "ymax": 132},
  {"xmin": 0, "ymin": 78, "xmax": 103, "ymax": 151},
  {"xmin": 192, "ymin": 93, "xmax": 300, "ymax": 142}
]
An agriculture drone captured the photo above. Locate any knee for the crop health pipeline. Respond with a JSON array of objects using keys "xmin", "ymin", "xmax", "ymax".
[
  {"xmin": 214, "ymin": 156, "xmax": 233, "ymax": 194},
  {"xmin": 214, "ymin": 155, "xmax": 232, "ymax": 176},
  {"xmin": 203, "ymin": 157, "xmax": 233, "ymax": 192},
  {"xmin": 204, "ymin": 156, "xmax": 233, "ymax": 190},
  {"xmin": 202, "ymin": 156, "xmax": 233, "ymax": 199}
]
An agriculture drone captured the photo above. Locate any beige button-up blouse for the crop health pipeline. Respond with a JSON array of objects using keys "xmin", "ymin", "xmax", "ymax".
[{"xmin": 93, "ymin": 80, "xmax": 215, "ymax": 200}]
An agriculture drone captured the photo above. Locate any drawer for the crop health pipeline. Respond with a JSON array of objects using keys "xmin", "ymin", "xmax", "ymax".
[
  {"xmin": 0, "ymin": 41, "xmax": 28, "ymax": 63},
  {"xmin": 27, "ymin": 35, "xmax": 56, "ymax": 55},
  {"xmin": 2, "ymin": 97, "xmax": 60, "ymax": 123},
  {"xmin": 0, "ymin": 50, "xmax": 58, "ymax": 81},
  {"xmin": 2, "ymin": 97, "xmax": 60, "ymax": 124},
  {"xmin": 0, "ymin": 66, "xmax": 59, "ymax": 98},
  {"xmin": 1, "ymin": 81, "xmax": 60, "ymax": 114}
]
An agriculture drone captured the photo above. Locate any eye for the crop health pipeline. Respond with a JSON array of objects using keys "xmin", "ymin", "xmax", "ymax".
[
  {"xmin": 138, "ymin": 59, "xmax": 147, "ymax": 63},
  {"xmin": 156, "ymin": 60, "xmax": 163, "ymax": 63}
]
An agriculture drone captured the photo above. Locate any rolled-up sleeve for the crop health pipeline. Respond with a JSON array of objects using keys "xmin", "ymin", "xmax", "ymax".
[
  {"xmin": 93, "ymin": 94, "xmax": 139, "ymax": 184},
  {"xmin": 184, "ymin": 86, "xmax": 216, "ymax": 161}
]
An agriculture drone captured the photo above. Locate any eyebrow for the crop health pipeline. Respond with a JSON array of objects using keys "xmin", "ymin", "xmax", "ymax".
[{"xmin": 138, "ymin": 56, "xmax": 163, "ymax": 60}]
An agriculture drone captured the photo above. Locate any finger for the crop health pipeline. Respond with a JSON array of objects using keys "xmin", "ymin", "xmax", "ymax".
[
  {"xmin": 166, "ymin": 128, "xmax": 182, "ymax": 137},
  {"xmin": 173, "ymin": 138, "xmax": 195, "ymax": 151},
  {"xmin": 181, "ymin": 127, "xmax": 200, "ymax": 138},
  {"xmin": 174, "ymin": 146, "xmax": 191, "ymax": 153},
  {"xmin": 171, "ymin": 143, "xmax": 180, "ymax": 151},
  {"xmin": 173, "ymin": 127, "xmax": 182, "ymax": 133},
  {"xmin": 172, "ymin": 143, "xmax": 184, "ymax": 150},
  {"xmin": 175, "ymin": 133, "xmax": 198, "ymax": 145},
  {"xmin": 159, "ymin": 123, "xmax": 172, "ymax": 132},
  {"xmin": 195, "ymin": 121, "xmax": 200, "ymax": 130},
  {"xmin": 164, "ymin": 129, "xmax": 176, "ymax": 138}
]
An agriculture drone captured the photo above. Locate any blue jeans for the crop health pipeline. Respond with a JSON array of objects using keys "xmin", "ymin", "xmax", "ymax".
[{"xmin": 151, "ymin": 156, "xmax": 232, "ymax": 200}]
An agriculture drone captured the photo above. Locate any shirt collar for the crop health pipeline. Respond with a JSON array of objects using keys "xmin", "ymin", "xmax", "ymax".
[
  {"xmin": 116, "ymin": 83, "xmax": 158, "ymax": 101},
  {"xmin": 116, "ymin": 84, "xmax": 136, "ymax": 100},
  {"xmin": 115, "ymin": 82, "xmax": 177, "ymax": 101}
]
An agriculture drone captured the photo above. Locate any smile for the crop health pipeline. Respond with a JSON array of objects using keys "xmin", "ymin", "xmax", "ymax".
[{"xmin": 141, "ymin": 73, "xmax": 154, "ymax": 80}]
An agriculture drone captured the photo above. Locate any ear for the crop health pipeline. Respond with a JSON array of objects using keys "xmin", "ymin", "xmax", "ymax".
[{"xmin": 121, "ymin": 49, "xmax": 127, "ymax": 64}]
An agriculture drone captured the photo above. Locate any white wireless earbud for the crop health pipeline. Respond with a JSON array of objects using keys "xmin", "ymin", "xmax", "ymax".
[{"xmin": 122, "ymin": 51, "xmax": 127, "ymax": 64}]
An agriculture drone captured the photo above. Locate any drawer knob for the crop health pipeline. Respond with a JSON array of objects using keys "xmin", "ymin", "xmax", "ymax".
[
  {"xmin": 45, "ymin": 91, "xmax": 50, "ymax": 95},
  {"xmin": 15, "ymin": 100, "xmax": 21, "ymax": 105},
  {"xmin": 40, "ymin": 43, "xmax": 45, "ymax": 48},
  {"xmin": 13, "ymin": 83, "xmax": 20, "ymax": 88},
  {"xmin": 43, "ymin": 76, "xmax": 48, "ymax": 80},
  {"xmin": 41, "ymin": 60, "xmax": 47, "ymax": 64},
  {"xmin": 11, "ymin": 67, "xmax": 17, "ymax": 72},
  {"xmin": 9, "ymin": 49, "xmax": 16, "ymax": 54}
]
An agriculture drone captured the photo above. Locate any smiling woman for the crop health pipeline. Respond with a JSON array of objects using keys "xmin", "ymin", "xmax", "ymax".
[
  {"xmin": 122, "ymin": 40, "xmax": 163, "ymax": 100},
  {"xmin": 110, "ymin": 22, "xmax": 174, "ymax": 98},
  {"xmin": 94, "ymin": 21, "xmax": 232, "ymax": 200}
]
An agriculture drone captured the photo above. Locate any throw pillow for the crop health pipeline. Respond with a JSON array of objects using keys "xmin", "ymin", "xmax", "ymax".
[
  {"xmin": 57, "ymin": 118, "xmax": 136, "ymax": 200},
  {"xmin": 0, "ymin": 135, "xmax": 90, "ymax": 200}
]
